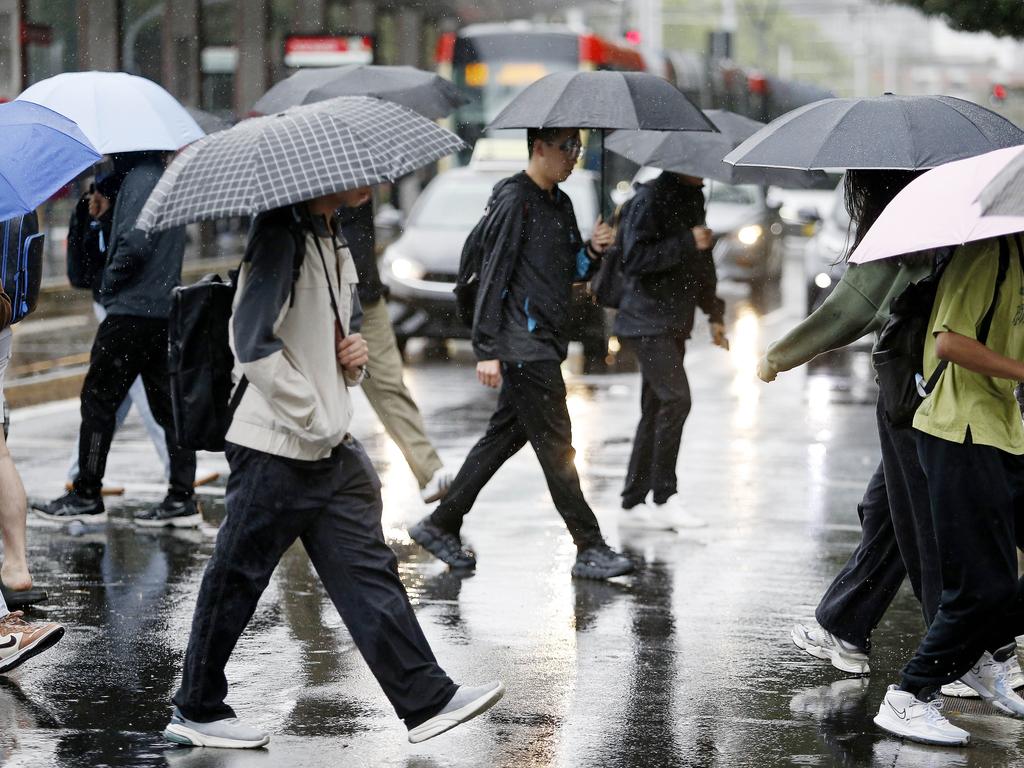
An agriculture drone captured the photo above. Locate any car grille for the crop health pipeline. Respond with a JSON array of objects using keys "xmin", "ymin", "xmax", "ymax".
[{"xmin": 422, "ymin": 271, "xmax": 458, "ymax": 283}]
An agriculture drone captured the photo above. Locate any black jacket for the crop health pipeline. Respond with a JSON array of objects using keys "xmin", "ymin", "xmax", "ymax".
[
  {"xmin": 614, "ymin": 173, "xmax": 724, "ymax": 338},
  {"xmin": 473, "ymin": 172, "xmax": 594, "ymax": 362},
  {"xmin": 99, "ymin": 156, "xmax": 186, "ymax": 319},
  {"xmin": 336, "ymin": 200, "xmax": 386, "ymax": 304}
]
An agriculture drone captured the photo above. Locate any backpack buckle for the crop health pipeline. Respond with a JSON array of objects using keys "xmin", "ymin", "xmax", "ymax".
[{"xmin": 915, "ymin": 372, "xmax": 930, "ymax": 399}]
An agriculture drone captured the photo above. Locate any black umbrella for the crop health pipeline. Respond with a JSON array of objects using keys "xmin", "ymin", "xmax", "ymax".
[
  {"xmin": 487, "ymin": 71, "xmax": 715, "ymax": 215},
  {"xmin": 723, "ymin": 94, "xmax": 1024, "ymax": 171},
  {"xmin": 606, "ymin": 109, "xmax": 832, "ymax": 189},
  {"xmin": 251, "ymin": 64, "xmax": 467, "ymax": 120}
]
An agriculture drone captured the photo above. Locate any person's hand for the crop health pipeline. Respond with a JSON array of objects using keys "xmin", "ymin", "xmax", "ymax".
[
  {"xmin": 337, "ymin": 332, "xmax": 368, "ymax": 372},
  {"xmin": 756, "ymin": 355, "xmax": 777, "ymax": 383},
  {"xmin": 692, "ymin": 225, "xmax": 713, "ymax": 251},
  {"xmin": 476, "ymin": 359, "xmax": 501, "ymax": 389},
  {"xmin": 89, "ymin": 191, "xmax": 111, "ymax": 219},
  {"xmin": 589, "ymin": 216, "xmax": 615, "ymax": 254},
  {"xmin": 710, "ymin": 322, "xmax": 729, "ymax": 351}
]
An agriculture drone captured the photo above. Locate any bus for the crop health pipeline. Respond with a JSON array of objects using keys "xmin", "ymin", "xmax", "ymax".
[{"xmin": 435, "ymin": 22, "xmax": 646, "ymax": 166}]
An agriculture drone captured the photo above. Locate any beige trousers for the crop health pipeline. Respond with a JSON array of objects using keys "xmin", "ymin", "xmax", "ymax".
[{"xmin": 359, "ymin": 298, "xmax": 442, "ymax": 487}]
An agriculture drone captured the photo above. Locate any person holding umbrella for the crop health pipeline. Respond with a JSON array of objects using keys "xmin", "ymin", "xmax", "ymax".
[
  {"xmin": 128, "ymin": 96, "xmax": 502, "ymax": 748},
  {"xmin": 407, "ymin": 126, "xmax": 634, "ymax": 580},
  {"xmin": 33, "ymin": 150, "xmax": 199, "ymax": 527}
]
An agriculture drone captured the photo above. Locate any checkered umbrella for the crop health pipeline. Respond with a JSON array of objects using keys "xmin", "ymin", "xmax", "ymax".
[{"xmin": 136, "ymin": 96, "xmax": 466, "ymax": 233}]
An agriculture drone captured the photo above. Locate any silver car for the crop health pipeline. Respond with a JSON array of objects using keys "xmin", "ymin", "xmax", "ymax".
[
  {"xmin": 380, "ymin": 164, "xmax": 601, "ymax": 351},
  {"xmin": 803, "ymin": 182, "xmax": 852, "ymax": 314}
]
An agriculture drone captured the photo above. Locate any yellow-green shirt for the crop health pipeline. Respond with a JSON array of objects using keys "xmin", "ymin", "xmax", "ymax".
[{"xmin": 914, "ymin": 237, "xmax": 1024, "ymax": 454}]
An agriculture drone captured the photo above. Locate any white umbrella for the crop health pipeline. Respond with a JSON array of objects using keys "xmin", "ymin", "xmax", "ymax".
[
  {"xmin": 17, "ymin": 71, "xmax": 204, "ymax": 154},
  {"xmin": 849, "ymin": 145, "xmax": 1024, "ymax": 264}
]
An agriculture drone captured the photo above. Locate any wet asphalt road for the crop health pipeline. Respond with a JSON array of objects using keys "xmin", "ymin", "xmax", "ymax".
[{"xmin": 4, "ymin": 248, "xmax": 1024, "ymax": 767}]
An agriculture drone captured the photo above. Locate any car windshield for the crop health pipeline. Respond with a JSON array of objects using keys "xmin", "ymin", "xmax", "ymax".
[
  {"xmin": 409, "ymin": 173, "xmax": 596, "ymax": 233},
  {"xmin": 705, "ymin": 182, "xmax": 758, "ymax": 206},
  {"xmin": 831, "ymin": 184, "xmax": 851, "ymax": 229}
]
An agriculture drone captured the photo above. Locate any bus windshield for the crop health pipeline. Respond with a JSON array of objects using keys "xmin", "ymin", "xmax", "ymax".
[{"xmin": 452, "ymin": 33, "xmax": 580, "ymax": 133}]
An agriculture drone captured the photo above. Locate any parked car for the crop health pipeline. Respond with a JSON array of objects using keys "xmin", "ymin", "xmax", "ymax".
[
  {"xmin": 767, "ymin": 178, "xmax": 842, "ymax": 237},
  {"xmin": 803, "ymin": 181, "xmax": 852, "ymax": 314},
  {"xmin": 380, "ymin": 163, "xmax": 608, "ymax": 362}
]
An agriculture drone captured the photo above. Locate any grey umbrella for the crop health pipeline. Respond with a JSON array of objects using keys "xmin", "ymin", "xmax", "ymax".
[
  {"xmin": 136, "ymin": 96, "xmax": 467, "ymax": 233},
  {"xmin": 979, "ymin": 149, "xmax": 1024, "ymax": 217},
  {"xmin": 606, "ymin": 109, "xmax": 832, "ymax": 189},
  {"xmin": 251, "ymin": 64, "xmax": 467, "ymax": 119},
  {"xmin": 185, "ymin": 106, "xmax": 232, "ymax": 134},
  {"xmin": 724, "ymin": 94, "xmax": 1024, "ymax": 171}
]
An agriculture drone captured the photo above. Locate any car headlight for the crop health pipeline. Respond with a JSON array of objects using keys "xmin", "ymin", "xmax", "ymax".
[
  {"xmin": 814, "ymin": 272, "xmax": 832, "ymax": 289},
  {"xmin": 390, "ymin": 256, "xmax": 425, "ymax": 281},
  {"xmin": 737, "ymin": 224, "xmax": 763, "ymax": 246}
]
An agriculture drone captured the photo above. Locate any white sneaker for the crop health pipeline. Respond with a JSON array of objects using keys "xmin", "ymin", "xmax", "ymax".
[
  {"xmin": 619, "ymin": 504, "xmax": 676, "ymax": 531},
  {"xmin": 960, "ymin": 651, "xmax": 1024, "ymax": 717},
  {"xmin": 407, "ymin": 681, "xmax": 504, "ymax": 743},
  {"xmin": 421, "ymin": 467, "xmax": 452, "ymax": 504},
  {"xmin": 791, "ymin": 622, "xmax": 870, "ymax": 675},
  {"xmin": 940, "ymin": 679, "xmax": 979, "ymax": 698},
  {"xmin": 653, "ymin": 498, "xmax": 707, "ymax": 529},
  {"xmin": 943, "ymin": 652, "xmax": 1024, "ymax": 697},
  {"xmin": 873, "ymin": 685, "xmax": 970, "ymax": 747}
]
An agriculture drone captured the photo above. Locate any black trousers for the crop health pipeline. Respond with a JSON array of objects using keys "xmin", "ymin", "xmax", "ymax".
[
  {"xmin": 431, "ymin": 360, "xmax": 605, "ymax": 550},
  {"xmin": 173, "ymin": 439, "xmax": 457, "ymax": 727},
  {"xmin": 815, "ymin": 396, "xmax": 939, "ymax": 650},
  {"xmin": 622, "ymin": 335, "xmax": 691, "ymax": 506},
  {"xmin": 901, "ymin": 431, "xmax": 1024, "ymax": 694},
  {"xmin": 75, "ymin": 314, "xmax": 195, "ymax": 498}
]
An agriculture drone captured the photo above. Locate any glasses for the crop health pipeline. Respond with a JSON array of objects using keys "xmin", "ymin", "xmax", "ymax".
[{"xmin": 546, "ymin": 136, "xmax": 583, "ymax": 157}]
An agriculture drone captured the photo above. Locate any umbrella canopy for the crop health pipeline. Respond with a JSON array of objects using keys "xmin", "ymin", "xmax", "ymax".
[
  {"xmin": 17, "ymin": 71, "xmax": 204, "ymax": 153},
  {"xmin": 606, "ymin": 109, "xmax": 831, "ymax": 189},
  {"xmin": 979, "ymin": 146, "xmax": 1024, "ymax": 218},
  {"xmin": 724, "ymin": 94, "xmax": 1024, "ymax": 172},
  {"xmin": 848, "ymin": 146, "xmax": 1024, "ymax": 264},
  {"xmin": 136, "ymin": 96, "xmax": 466, "ymax": 233},
  {"xmin": 486, "ymin": 71, "xmax": 715, "ymax": 132},
  {"xmin": 185, "ymin": 106, "xmax": 232, "ymax": 135},
  {"xmin": 0, "ymin": 100, "xmax": 101, "ymax": 221},
  {"xmin": 251, "ymin": 64, "xmax": 467, "ymax": 119}
]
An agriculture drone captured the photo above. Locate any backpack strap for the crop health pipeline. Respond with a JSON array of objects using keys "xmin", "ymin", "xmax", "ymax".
[{"xmin": 921, "ymin": 237, "xmax": 1010, "ymax": 395}]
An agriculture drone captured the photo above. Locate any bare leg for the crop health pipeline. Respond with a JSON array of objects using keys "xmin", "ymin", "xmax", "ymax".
[{"xmin": 0, "ymin": 428, "xmax": 30, "ymax": 591}]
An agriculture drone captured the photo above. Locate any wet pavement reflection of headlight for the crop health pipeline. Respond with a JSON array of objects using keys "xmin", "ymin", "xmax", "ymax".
[{"xmin": 729, "ymin": 306, "xmax": 761, "ymax": 433}]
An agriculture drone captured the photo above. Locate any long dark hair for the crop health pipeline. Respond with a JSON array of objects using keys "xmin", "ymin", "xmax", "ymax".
[{"xmin": 843, "ymin": 169, "xmax": 923, "ymax": 260}]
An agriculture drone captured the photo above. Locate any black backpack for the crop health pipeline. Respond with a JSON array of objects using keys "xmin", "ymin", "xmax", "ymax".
[
  {"xmin": 168, "ymin": 210, "xmax": 305, "ymax": 451},
  {"xmin": 873, "ymin": 236, "xmax": 1016, "ymax": 428},
  {"xmin": 1, "ymin": 213, "xmax": 44, "ymax": 324},
  {"xmin": 453, "ymin": 179, "xmax": 524, "ymax": 329}
]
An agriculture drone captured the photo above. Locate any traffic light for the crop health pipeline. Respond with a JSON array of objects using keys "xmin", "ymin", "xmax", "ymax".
[{"xmin": 992, "ymin": 83, "xmax": 1008, "ymax": 105}]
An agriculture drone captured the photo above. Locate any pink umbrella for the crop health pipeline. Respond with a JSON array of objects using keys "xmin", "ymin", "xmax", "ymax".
[{"xmin": 849, "ymin": 145, "xmax": 1024, "ymax": 264}]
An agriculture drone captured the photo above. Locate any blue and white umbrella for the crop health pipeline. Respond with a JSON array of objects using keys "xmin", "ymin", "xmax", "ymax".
[{"xmin": 0, "ymin": 100, "xmax": 100, "ymax": 221}]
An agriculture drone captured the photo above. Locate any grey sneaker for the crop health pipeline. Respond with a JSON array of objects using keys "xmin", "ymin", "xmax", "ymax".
[
  {"xmin": 32, "ymin": 490, "xmax": 106, "ymax": 524},
  {"xmin": 791, "ymin": 622, "xmax": 870, "ymax": 675},
  {"xmin": 409, "ymin": 517, "xmax": 476, "ymax": 569},
  {"xmin": 163, "ymin": 707, "xmax": 269, "ymax": 749},
  {"xmin": 134, "ymin": 496, "xmax": 202, "ymax": 529},
  {"xmin": 571, "ymin": 544, "xmax": 635, "ymax": 580},
  {"xmin": 407, "ymin": 681, "xmax": 505, "ymax": 744}
]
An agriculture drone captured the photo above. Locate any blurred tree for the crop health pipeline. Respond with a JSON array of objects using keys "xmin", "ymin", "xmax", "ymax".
[{"xmin": 892, "ymin": 1, "xmax": 1024, "ymax": 38}]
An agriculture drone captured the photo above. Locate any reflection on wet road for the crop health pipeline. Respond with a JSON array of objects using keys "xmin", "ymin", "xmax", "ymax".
[{"xmin": 3, "ymin": 250, "xmax": 1022, "ymax": 767}]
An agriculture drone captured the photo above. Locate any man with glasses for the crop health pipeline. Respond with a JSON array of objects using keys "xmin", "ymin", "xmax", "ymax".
[{"xmin": 408, "ymin": 127, "xmax": 635, "ymax": 580}]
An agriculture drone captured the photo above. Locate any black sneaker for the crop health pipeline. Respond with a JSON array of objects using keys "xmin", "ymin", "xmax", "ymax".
[
  {"xmin": 133, "ymin": 496, "xmax": 202, "ymax": 529},
  {"xmin": 32, "ymin": 490, "xmax": 106, "ymax": 523},
  {"xmin": 571, "ymin": 543, "xmax": 635, "ymax": 580},
  {"xmin": 409, "ymin": 517, "xmax": 476, "ymax": 570}
]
